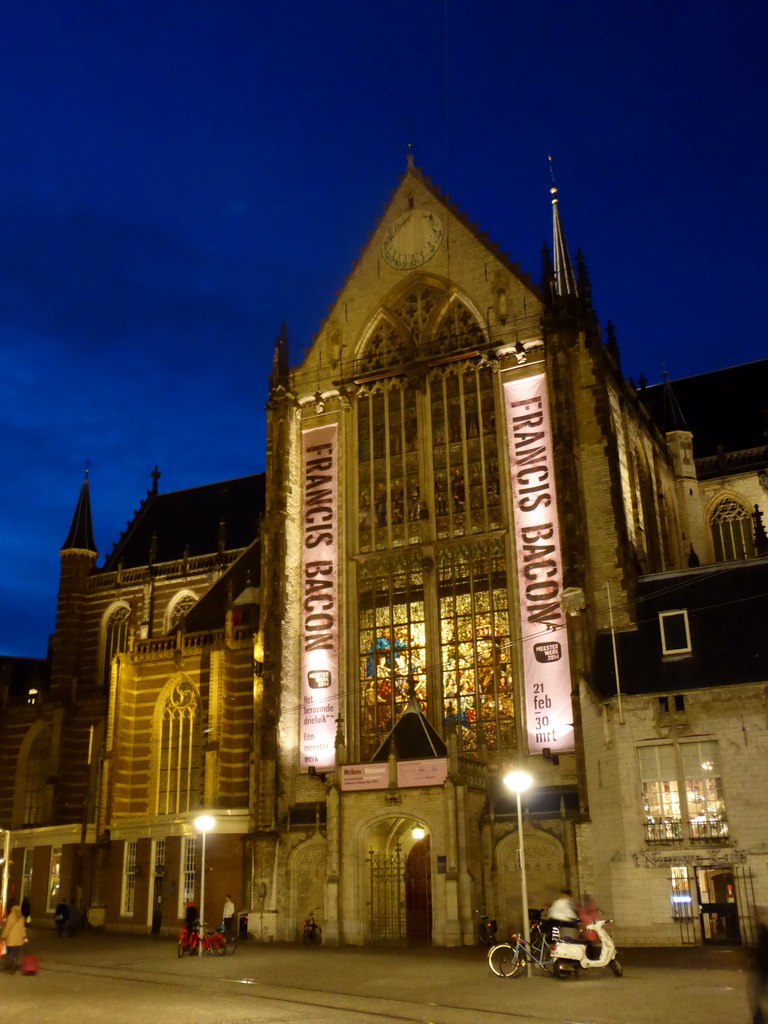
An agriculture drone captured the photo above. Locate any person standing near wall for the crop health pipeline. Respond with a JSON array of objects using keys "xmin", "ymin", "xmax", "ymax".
[{"xmin": 222, "ymin": 895, "xmax": 235, "ymax": 941}]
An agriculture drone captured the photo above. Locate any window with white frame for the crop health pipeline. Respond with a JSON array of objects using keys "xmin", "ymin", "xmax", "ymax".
[
  {"xmin": 670, "ymin": 866, "xmax": 694, "ymax": 920},
  {"xmin": 179, "ymin": 837, "xmax": 196, "ymax": 919},
  {"xmin": 153, "ymin": 838, "xmax": 166, "ymax": 875},
  {"xmin": 659, "ymin": 610, "xmax": 691, "ymax": 656},
  {"xmin": 638, "ymin": 740, "xmax": 728, "ymax": 843},
  {"xmin": 121, "ymin": 840, "xmax": 138, "ymax": 915},
  {"xmin": 47, "ymin": 846, "xmax": 62, "ymax": 912},
  {"xmin": 157, "ymin": 679, "xmax": 202, "ymax": 815}
]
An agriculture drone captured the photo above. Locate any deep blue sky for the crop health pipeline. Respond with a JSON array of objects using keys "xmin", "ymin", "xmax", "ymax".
[{"xmin": 1, "ymin": 0, "xmax": 765, "ymax": 658}]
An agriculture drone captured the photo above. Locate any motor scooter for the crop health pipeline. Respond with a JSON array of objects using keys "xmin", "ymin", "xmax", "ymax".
[{"xmin": 550, "ymin": 918, "xmax": 622, "ymax": 978}]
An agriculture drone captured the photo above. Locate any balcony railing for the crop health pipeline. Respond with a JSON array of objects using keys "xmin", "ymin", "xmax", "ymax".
[{"xmin": 644, "ymin": 816, "xmax": 729, "ymax": 844}]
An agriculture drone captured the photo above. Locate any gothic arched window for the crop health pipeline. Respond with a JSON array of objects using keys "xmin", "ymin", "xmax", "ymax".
[
  {"xmin": 23, "ymin": 727, "xmax": 51, "ymax": 826},
  {"xmin": 167, "ymin": 593, "xmax": 197, "ymax": 632},
  {"xmin": 102, "ymin": 605, "xmax": 130, "ymax": 686},
  {"xmin": 157, "ymin": 679, "xmax": 202, "ymax": 815},
  {"xmin": 710, "ymin": 498, "xmax": 755, "ymax": 562}
]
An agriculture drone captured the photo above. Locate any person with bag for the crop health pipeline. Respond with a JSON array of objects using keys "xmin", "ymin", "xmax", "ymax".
[{"xmin": 1, "ymin": 899, "xmax": 27, "ymax": 973}]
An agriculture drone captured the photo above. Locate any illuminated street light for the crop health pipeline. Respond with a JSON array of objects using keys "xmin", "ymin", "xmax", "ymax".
[
  {"xmin": 411, "ymin": 825, "xmax": 426, "ymax": 841},
  {"xmin": 503, "ymin": 770, "xmax": 533, "ymax": 978},
  {"xmin": 194, "ymin": 815, "xmax": 215, "ymax": 955}
]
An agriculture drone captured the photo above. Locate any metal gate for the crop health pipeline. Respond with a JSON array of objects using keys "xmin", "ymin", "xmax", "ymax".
[{"xmin": 367, "ymin": 839, "xmax": 432, "ymax": 944}]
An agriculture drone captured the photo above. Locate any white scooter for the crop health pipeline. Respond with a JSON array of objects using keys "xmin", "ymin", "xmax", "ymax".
[{"xmin": 550, "ymin": 918, "xmax": 622, "ymax": 978}]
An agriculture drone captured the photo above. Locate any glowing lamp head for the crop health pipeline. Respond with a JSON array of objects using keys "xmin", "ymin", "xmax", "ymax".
[
  {"xmin": 411, "ymin": 826, "xmax": 426, "ymax": 841},
  {"xmin": 503, "ymin": 770, "xmax": 533, "ymax": 794},
  {"xmin": 194, "ymin": 814, "xmax": 216, "ymax": 833}
]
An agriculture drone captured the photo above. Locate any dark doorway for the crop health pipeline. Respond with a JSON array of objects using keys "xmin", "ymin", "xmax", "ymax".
[
  {"xmin": 405, "ymin": 836, "xmax": 432, "ymax": 944},
  {"xmin": 151, "ymin": 875, "xmax": 163, "ymax": 935},
  {"xmin": 696, "ymin": 867, "xmax": 741, "ymax": 944}
]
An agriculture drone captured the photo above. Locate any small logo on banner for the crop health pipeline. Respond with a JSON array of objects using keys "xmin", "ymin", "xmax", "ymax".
[
  {"xmin": 308, "ymin": 670, "xmax": 332, "ymax": 689},
  {"xmin": 533, "ymin": 642, "xmax": 561, "ymax": 663}
]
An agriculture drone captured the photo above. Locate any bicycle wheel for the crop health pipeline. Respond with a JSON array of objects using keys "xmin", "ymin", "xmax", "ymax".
[
  {"xmin": 177, "ymin": 940, "xmax": 186, "ymax": 958},
  {"xmin": 488, "ymin": 943, "xmax": 525, "ymax": 978},
  {"xmin": 224, "ymin": 938, "xmax": 237, "ymax": 955}
]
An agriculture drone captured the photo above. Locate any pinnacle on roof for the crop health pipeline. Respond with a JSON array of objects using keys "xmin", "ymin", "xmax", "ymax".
[
  {"xmin": 61, "ymin": 470, "xmax": 97, "ymax": 554},
  {"xmin": 660, "ymin": 368, "xmax": 689, "ymax": 432},
  {"xmin": 551, "ymin": 185, "xmax": 577, "ymax": 299}
]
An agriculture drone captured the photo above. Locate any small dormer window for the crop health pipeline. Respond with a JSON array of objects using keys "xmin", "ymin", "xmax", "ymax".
[{"xmin": 659, "ymin": 610, "xmax": 691, "ymax": 656}]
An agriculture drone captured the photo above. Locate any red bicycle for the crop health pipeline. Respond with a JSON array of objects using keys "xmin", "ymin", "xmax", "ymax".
[{"xmin": 177, "ymin": 921, "xmax": 235, "ymax": 957}]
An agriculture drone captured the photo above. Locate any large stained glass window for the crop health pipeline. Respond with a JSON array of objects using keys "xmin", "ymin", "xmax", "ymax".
[
  {"xmin": 429, "ymin": 362, "xmax": 501, "ymax": 540},
  {"xmin": 358, "ymin": 381, "xmax": 422, "ymax": 553},
  {"xmin": 358, "ymin": 553, "xmax": 427, "ymax": 758},
  {"xmin": 438, "ymin": 541, "xmax": 514, "ymax": 758}
]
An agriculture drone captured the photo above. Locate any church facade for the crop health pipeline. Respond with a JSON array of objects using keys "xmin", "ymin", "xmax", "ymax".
[{"xmin": 1, "ymin": 159, "xmax": 766, "ymax": 946}]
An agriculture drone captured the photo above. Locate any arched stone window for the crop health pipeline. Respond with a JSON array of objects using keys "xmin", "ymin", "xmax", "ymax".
[
  {"xmin": 23, "ymin": 726, "xmax": 51, "ymax": 826},
  {"xmin": 710, "ymin": 497, "xmax": 755, "ymax": 561},
  {"xmin": 156, "ymin": 678, "xmax": 202, "ymax": 815},
  {"xmin": 102, "ymin": 605, "xmax": 130, "ymax": 686},
  {"xmin": 167, "ymin": 593, "xmax": 197, "ymax": 632}
]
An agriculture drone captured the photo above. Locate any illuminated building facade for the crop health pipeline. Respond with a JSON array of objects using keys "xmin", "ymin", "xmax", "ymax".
[{"xmin": 2, "ymin": 160, "xmax": 766, "ymax": 945}]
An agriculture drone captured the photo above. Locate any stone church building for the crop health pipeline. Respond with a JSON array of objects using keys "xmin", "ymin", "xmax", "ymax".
[{"xmin": 1, "ymin": 158, "xmax": 766, "ymax": 946}]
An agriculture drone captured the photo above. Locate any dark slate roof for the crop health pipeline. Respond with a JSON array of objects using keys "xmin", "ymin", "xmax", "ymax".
[
  {"xmin": 179, "ymin": 540, "xmax": 261, "ymax": 634},
  {"xmin": 103, "ymin": 474, "xmax": 265, "ymax": 570},
  {"xmin": 593, "ymin": 558, "xmax": 768, "ymax": 698},
  {"xmin": 641, "ymin": 360, "xmax": 768, "ymax": 458},
  {"xmin": 371, "ymin": 695, "xmax": 448, "ymax": 762},
  {"xmin": 61, "ymin": 474, "xmax": 97, "ymax": 553}
]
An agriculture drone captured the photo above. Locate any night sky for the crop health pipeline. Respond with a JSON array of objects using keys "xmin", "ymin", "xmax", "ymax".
[{"xmin": 1, "ymin": 1, "xmax": 765, "ymax": 658}]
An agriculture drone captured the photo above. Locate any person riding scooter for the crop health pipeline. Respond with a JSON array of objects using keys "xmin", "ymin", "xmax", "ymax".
[
  {"xmin": 546, "ymin": 889, "xmax": 580, "ymax": 941},
  {"xmin": 551, "ymin": 916, "xmax": 623, "ymax": 977}
]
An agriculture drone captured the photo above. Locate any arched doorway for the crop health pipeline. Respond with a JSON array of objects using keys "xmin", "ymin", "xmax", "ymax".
[
  {"xmin": 365, "ymin": 817, "xmax": 432, "ymax": 944},
  {"xmin": 405, "ymin": 836, "xmax": 432, "ymax": 943}
]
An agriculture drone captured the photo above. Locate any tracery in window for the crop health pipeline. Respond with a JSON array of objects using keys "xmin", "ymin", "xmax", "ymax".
[
  {"xmin": 438, "ymin": 541, "xmax": 513, "ymax": 758},
  {"xmin": 358, "ymin": 554, "xmax": 427, "ymax": 758},
  {"xmin": 710, "ymin": 497, "xmax": 755, "ymax": 561},
  {"xmin": 157, "ymin": 678, "xmax": 202, "ymax": 815},
  {"xmin": 23, "ymin": 727, "xmax": 51, "ymax": 826},
  {"xmin": 432, "ymin": 298, "xmax": 485, "ymax": 357},
  {"xmin": 102, "ymin": 605, "xmax": 130, "ymax": 686},
  {"xmin": 168, "ymin": 593, "xmax": 197, "ymax": 631},
  {"xmin": 358, "ymin": 381, "xmax": 422, "ymax": 553},
  {"xmin": 429, "ymin": 364, "xmax": 500, "ymax": 540},
  {"xmin": 360, "ymin": 317, "xmax": 409, "ymax": 372},
  {"xmin": 390, "ymin": 284, "xmax": 443, "ymax": 344}
]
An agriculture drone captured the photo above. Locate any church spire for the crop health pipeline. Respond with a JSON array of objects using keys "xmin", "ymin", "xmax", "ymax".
[
  {"xmin": 548, "ymin": 156, "xmax": 577, "ymax": 299},
  {"xmin": 61, "ymin": 469, "xmax": 97, "ymax": 554}
]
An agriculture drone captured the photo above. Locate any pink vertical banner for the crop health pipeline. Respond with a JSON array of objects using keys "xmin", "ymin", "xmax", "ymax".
[
  {"xmin": 300, "ymin": 423, "xmax": 339, "ymax": 770},
  {"xmin": 503, "ymin": 375, "xmax": 574, "ymax": 753}
]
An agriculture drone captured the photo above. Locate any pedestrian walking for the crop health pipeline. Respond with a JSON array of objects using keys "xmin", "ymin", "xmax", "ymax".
[
  {"xmin": 1, "ymin": 900, "xmax": 27, "ymax": 972},
  {"xmin": 546, "ymin": 888, "xmax": 580, "ymax": 941},
  {"xmin": 55, "ymin": 899, "xmax": 69, "ymax": 937}
]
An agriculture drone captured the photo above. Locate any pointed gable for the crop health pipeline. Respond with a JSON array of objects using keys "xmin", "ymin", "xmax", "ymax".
[
  {"xmin": 370, "ymin": 694, "xmax": 448, "ymax": 763},
  {"xmin": 61, "ymin": 473, "xmax": 97, "ymax": 554}
]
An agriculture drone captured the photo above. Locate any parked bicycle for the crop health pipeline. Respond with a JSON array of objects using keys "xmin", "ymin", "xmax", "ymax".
[
  {"xmin": 488, "ymin": 919, "xmax": 555, "ymax": 977},
  {"xmin": 177, "ymin": 920, "xmax": 236, "ymax": 957},
  {"xmin": 302, "ymin": 910, "xmax": 322, "ymax": 945}
]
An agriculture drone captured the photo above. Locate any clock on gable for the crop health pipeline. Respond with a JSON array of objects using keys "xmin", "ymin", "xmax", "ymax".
[{"xmin": 382, "ymin": 209, "xmax": 443, "ymax": 270}]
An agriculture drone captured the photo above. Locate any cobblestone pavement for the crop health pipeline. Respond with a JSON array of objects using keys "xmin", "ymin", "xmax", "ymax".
[{"xmin": 0, "ymin": 929, "xmax": 753, "ymax": 1024}]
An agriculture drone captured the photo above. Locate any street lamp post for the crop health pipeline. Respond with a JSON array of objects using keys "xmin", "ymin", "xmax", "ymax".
[
  {"xmin": 503, "ymin": 770, "xmax": 533, "ymax": 978},
  {"xmin": 1, "ymin": 830, "xmax": 11, "ymax": 912},
  {"xmin": 193, "ymin": 815, "xmax": 215, "ymax": 955}
]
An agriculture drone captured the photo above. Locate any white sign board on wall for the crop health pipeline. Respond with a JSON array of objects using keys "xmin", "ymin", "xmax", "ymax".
[
  {"xmin": 503, "ymin": 374, "xmax": 574, "ymax": 753},
  {"xmin": 300, "ymin": 423, "xmax": 340, "ymax": 770}
]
